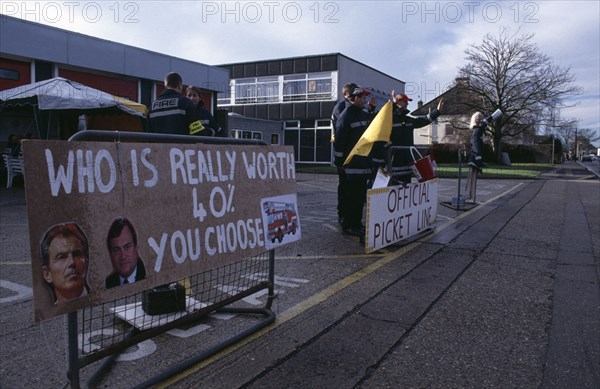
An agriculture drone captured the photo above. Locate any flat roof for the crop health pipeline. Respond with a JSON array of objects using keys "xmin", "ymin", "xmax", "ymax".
[{"xmin": 0, "ymin": 15, "xmax": 229, "ymax": 92}]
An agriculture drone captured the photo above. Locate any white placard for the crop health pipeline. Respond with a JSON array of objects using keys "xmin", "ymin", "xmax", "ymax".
[
  {"xmin": 366, "ymin": 180, "xmax": 438, "ymax": 252},
  {"xmin": 372, "ymin": 168, "xmax": 391, "ymax": 189}
]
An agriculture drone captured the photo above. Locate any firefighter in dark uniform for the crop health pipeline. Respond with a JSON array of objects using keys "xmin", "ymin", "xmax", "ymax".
[
  {"xmin": 333, "ymin": 87, "xmax": 374, "ymax": 236},
  {"xmin": 331, "ymin": 82, "xmax": 357, "ymax": 226},
  {"xmin": 331, "ymin": 83, "xmax": 378, "ymax": 226},
  {"xmin": 331, "ymin": 83, "xmax": 358, "ymax": 129},
  {"xmin": 148, "ymin": 72, "xmax": 211, "ymax": 136},
  {"xmin": 386, "ymin": 92, "xmax": 444, "ymax": 183},
  {"xmin": 185, "ymin": 85, "xmax": 225, "ymax": 137}
]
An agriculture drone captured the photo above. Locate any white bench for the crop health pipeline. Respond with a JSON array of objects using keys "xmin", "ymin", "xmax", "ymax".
[{"xmin": 2, "ymin": 151, "xmax": 24, "ymax": 188}]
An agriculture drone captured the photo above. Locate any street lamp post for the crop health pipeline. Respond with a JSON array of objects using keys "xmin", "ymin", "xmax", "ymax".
[{"xmin": 575, "ymin": 127, "xmax": 578, "ymax": 160}]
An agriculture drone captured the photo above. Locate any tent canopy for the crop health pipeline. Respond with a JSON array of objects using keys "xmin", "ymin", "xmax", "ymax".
[{"xmin": 0, "ymin": 77, "xmax": 147, "ymax": 117}]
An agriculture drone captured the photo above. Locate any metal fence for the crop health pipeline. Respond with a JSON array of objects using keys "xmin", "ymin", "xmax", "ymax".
[{"xmin": 64, "ymin": 130, "xmax": 277, "ymax": 388}]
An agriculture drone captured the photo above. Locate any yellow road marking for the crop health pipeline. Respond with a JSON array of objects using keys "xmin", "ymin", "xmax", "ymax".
[{"xmin": 158, "ymin": 181, "xmax": 525, "ymax": 387}]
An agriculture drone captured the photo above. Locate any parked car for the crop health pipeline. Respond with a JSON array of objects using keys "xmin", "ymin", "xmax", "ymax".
[{"xmin": 581, "ymin": 154, "xmax": 598, "ymax": 162}]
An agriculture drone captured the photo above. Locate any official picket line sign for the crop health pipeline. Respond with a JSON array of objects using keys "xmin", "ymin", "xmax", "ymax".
[
  {"xmin": 365, "ymin": 179, "xmax": 438, "ymax": 253},
  {"xmin": 23, "ymin": 140, "xmax": 300, "ymax": 322}
]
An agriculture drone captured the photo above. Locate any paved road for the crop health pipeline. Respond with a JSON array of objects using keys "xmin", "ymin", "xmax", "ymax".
[
  {"xmin": 173, "ymin": 161, "xmax": 600, "ymax": 388},
  {"xmin": 0, "ymin": 161, "xmax": 598, "ymax": 388},
  {"xmin": 579, "ymin": 158, "xmax": 600, "ymax": 178}
]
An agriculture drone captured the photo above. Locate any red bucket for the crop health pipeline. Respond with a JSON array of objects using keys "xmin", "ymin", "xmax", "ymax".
[{"xmin": 410, "ymin": 147, "xmax": 436, "ymax": 182}]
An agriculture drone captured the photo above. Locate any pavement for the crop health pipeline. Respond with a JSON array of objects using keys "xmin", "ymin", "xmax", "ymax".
[
  {"xmin": 170, "ymin": 160, "xmax": 600, "ymax": 388},
  {"xmin": 0, "ymin": 161, "xmax": 599, "ymax": 388}
]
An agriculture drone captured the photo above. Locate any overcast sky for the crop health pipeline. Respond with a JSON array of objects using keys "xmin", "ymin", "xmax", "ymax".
[{"xmin": 3, "ymin": 0, "xmax": 599, "ymax": 137}]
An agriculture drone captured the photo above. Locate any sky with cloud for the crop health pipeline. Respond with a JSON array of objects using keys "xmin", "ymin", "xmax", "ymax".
[{"xmin": 2, "ymin": 0, "xmax": 598, "ymax": 137}]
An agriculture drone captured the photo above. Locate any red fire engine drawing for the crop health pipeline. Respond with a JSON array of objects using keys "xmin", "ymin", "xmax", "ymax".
[{"xmin": 263, "ymin": 201, "xmax": 298, "ymax": 243}]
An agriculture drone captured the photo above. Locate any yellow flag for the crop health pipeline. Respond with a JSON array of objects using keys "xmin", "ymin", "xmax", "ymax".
[{"xmin": 344, "ymin": 100, "xmax": 393, "ymax": 166}]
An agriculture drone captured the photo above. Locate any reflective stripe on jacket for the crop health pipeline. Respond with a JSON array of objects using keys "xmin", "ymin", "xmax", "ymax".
[{"xmin": 149, "ymin": 89, "xmax": 202, "ymax": 135}]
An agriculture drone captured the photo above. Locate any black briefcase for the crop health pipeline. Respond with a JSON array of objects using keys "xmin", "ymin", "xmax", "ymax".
[{"xmin": 142, "ymin": 283, "xmax": 187, "ymax": 315}]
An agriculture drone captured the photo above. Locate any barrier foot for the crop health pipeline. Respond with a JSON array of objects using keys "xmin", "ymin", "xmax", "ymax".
[
  {"xmin": 130, "ymin": 308, "xmax": 275, "ymax": 389},
  {"xmin": 85, "ymin": 328, "xmax": 137, "ymax": 388},
  {"xmin": 440, "ymin": 201, "xmax": 479, "ymax": 212}
]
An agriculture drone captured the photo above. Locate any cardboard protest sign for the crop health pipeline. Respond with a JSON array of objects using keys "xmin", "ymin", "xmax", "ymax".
[
  {"xmin": 23, "ymin": 140, "xmax": 300, "ymax": 322},
  {"xmin": 365, "ymin": 180, "xmax": 438, "ymax": 253}
]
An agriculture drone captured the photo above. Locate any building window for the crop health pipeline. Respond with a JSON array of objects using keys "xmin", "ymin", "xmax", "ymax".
[
  {"xmin": 284, "ymin": 119, "xmax": 332, "ymax": 164},
  {"xmin": 220, "ymin": 71, "xmax": 336, "ymax": 105},
  {"xmin": 232, "ymin": 130, "xmax": 263, "ymax": 140},
  {"xmin": 256, "ymin": 76, "xmax": 278, "ymax": 103},
  {"xmin": 316, "ymin": 119, "xmax": 331, "ymax": 128},
  {"xmin": 217, "ymin": 81, "xmax": 233, "ymax": 105},
  {"xmin": 282, "ymin": 74, "xmax": 306, "ymax": 102},
  {"xmin": 307, "ymin": 72, "xmax": 334, "ymax": 100},
  {"xmin": 283, "ymin": 72, "xmax": 332, "ymax": 102},
  {"xmin": 285, "ymin": 120, "xmax": 300, "ymax": 128},
  {"xmin": 235, "ymin": 78, "xmax": 256, "ymax": 104},
  {"xmin": 233, "ymin": 76, "xmax": 279, "ymax": 104},
  {"xmin": 271, "ymin": 133, "xmax": 280, "ymax": 145},
  {"xmin": 0, "ymin": 69, "xmax": 19, "ymax": 80}
]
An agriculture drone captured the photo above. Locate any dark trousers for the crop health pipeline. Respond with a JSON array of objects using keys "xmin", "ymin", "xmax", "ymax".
[
  {"xmin": 337, "ymin": 167, "xmax": 347, "ymax": 220},
  {"xmin": 342, "ymin": 177, "xmax": 368, "ymax": 228}
]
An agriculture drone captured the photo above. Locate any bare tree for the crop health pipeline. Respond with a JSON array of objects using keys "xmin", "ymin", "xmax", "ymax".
[
  {"xmin": 574, "ymin": 128, "xmax": 600, "ymax": 153},
  {"xmin": 548, "ymin": 116, "xmax": 578, "ymax": 147},
  {"xmin": 457, "ymin": 28, "xmax": 584, "ymax": 162}
]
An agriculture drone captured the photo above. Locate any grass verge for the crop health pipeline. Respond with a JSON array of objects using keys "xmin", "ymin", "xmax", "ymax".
[{"xmin": 296, "ymin": 163, "xmax": 553, "ymax": 179}]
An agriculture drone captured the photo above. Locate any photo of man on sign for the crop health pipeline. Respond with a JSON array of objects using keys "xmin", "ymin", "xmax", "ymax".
[
  {"xmin": 105, "ymin": 217, "xmax": 146, "ymax": 288},
  {"xmin": 40, "ymin": 223, "xmax": 91, "ymax": 304}
]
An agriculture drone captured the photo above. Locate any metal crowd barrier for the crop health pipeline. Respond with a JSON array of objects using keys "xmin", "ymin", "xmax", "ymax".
[
  {"xmin": 440, "ymin": 148, "xmax": 479, "ymax": 211},
  {"xmin": 64, "ymin": 130, "xmax": 276, "ymax": 388}
]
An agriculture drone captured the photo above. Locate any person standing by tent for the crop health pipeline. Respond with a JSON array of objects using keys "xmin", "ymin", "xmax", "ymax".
[
  {"xmin": 387, "ymin": 92, "xmax": 443, "ymax": 184},
  {"xmin": 148, "ymin": 72, "xmax": 207, "ymax": 136},
  {"xmin": 333, "ymin": 87, "xmax": 374, "ymax": 237}
]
